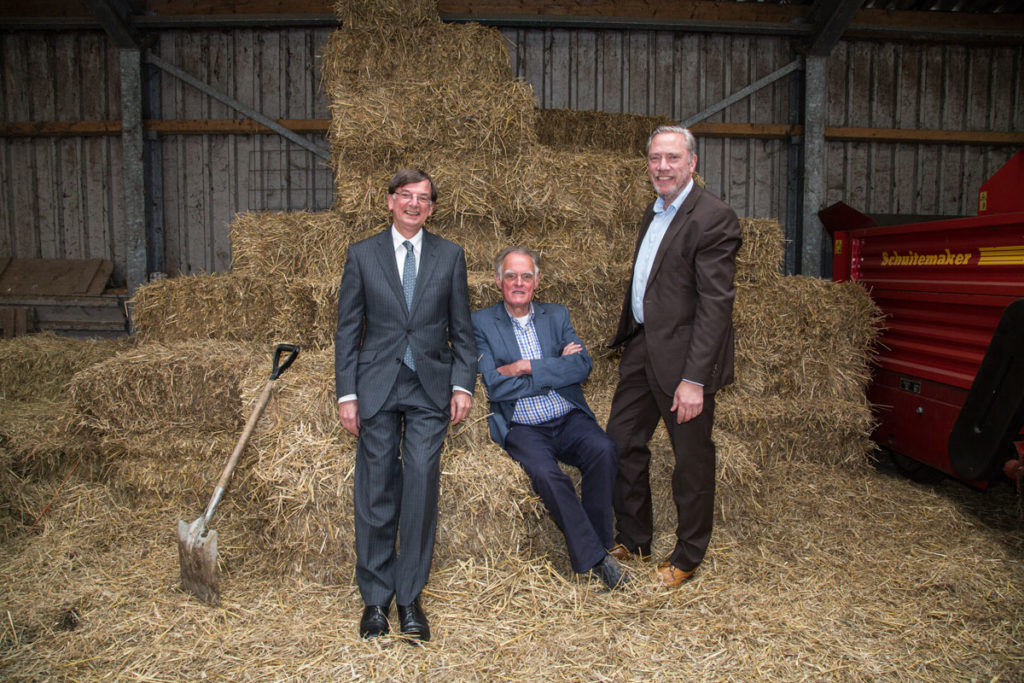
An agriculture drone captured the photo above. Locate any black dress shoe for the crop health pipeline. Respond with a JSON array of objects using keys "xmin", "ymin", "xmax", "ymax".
[
  {"xmin": 397, "ymin": 598, "xmax": 430, "ymax": 643},
  {"xmin": 359, "ymin": 604, "xmax": 390, "ymax": 639},
  {"xmin": 590, "ymin": 554, "xmax": 633, "ymax": 590}
]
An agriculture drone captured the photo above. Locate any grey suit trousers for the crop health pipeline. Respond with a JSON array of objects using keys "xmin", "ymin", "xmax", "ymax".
[{"xmin": 354, "ymin": 365, "xmax": 449, "ymax": 606}]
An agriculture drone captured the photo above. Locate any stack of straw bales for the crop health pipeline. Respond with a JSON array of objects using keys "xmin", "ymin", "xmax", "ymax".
[{"xmin": 7, "ymin": 0, "xmax": 880, "ymax": 582}]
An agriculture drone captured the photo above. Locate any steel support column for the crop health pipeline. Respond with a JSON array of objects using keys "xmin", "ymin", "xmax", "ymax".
[
  {"xmin": 800, "ymin": 55, "xmax": 827, "ymax": 277},
  {"xmin": 120, "ymin": 48, "xmax": 147, "ymax": 294}
]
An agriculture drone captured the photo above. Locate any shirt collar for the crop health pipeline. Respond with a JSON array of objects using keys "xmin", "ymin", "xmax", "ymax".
[
  {"xmin": 504, "ymin": 302, "xmax": 535, "ymax": 325},
  {"xmin": 391, "ymin": 225, "xmax": 423, "ymax": 252},
  {"xmin": 653, "ymin": 178, "xmax": 694, "ymax": 214}
]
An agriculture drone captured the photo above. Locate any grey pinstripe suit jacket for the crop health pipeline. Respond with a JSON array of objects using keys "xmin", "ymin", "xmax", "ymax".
[{"xmin": 334, "ymin": 228, "xmax": 476, "ymax": 418}]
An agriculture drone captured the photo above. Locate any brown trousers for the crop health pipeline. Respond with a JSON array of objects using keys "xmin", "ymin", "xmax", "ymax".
[{"xmin": 606, "ymin": 329, "xmax": 717, "ymax": 572}]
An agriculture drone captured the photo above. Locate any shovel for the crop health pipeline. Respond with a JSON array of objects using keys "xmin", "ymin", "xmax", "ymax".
[{"xmin": 177, "ymin": 343, "xmax": 300, "ymax": 605}]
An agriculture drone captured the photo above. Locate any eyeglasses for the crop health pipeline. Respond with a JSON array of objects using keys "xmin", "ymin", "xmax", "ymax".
[
  {"xmin": 502, "ymin": 271, "xmax": 535, "ymax": 283},
  {"xmin": 394, "ymin": 190, "xmax": 433, "ymax": 204}
]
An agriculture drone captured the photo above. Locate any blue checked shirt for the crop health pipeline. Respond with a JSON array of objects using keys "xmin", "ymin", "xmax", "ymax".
[{"xmin": 509, "ymin": 306, "xmax": 574, "ymax": 425}]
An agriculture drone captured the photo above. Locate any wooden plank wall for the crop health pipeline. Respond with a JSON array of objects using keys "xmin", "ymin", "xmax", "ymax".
[
  {"xmin": 153, "ymin": 28, "xmax": 333, "ymax": 276},
  {"xmin": 0, "ymin": 32, "xmax": 122, "ymax": 276},
  {"xmin": 0, "ymin": 25, "xmax": 1020, "ymax": 278}
]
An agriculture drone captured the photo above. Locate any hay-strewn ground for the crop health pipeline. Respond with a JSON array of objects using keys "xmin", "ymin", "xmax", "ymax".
[{"xmin": 1, "ymin": 452, "xmax": 1021, "ymax": 680}]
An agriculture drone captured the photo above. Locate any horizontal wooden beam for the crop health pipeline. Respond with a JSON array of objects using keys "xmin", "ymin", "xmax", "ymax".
[
  {"xmin": 4, "ymin": 0, "xmax": 1021, "ymax": 41},
  {"xmin": 2, "ymin": 119, "xmax": 1022, "ymax": 147}
]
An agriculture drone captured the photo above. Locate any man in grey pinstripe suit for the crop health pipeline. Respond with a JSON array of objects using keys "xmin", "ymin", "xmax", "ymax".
[{"xmin": 335, "ymin": 168, "xmax": 476, "ymax": 642}]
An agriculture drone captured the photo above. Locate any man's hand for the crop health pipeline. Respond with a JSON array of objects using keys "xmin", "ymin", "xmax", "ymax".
[
  {"xmin": 671, "ymin": 381, "xmax": 704, "ymax": 424},
  {"xmin": 496, "ymin": 359, "xmax": 532, "ymax": 377},
  {"xmin": 338, "ymin": 399, "xmax": 360, "ymax": 435},
  {"xmin": 561, "ymin": 342, "xmax": 582, "ymax": 355},
  {"xmin": 450, "ymin": 391, "xmax": 472, "ymax": 424}
]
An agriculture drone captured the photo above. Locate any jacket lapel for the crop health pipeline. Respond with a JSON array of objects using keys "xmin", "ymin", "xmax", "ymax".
[
  {"xmin": 374, "ymin": 229, "xmax": 407, "ymax": 311},
  {"xmin": 492, "ymin": 304, "xmax": 523, "ymax": 362},
  {"xmin": 647, "ymin": 186, "xmax": 701, "ymax": 289},
  {"xmin": 411, "ymin": 230, "xmax": 439, "ymax": 311}
]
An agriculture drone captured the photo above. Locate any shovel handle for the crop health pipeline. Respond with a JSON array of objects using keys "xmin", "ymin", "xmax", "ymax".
[{"xmin": 200, "ymin": 343, "xmax": 300, "ymax": 526}]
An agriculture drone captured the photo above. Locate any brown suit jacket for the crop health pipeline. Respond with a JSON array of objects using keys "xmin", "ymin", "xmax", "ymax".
[{"xmin": 610, "ymin": 184, "xmax": 742, "ymax": 396}]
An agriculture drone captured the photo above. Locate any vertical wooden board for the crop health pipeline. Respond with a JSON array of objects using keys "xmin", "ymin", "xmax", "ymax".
[
  {"xmin": 891, "ymin": 46, "xmax": 920, "ymax": 214},
  {"xmin": 284, "ymin": 29, "xmax": 309, "ymax": 118},
  {"xmin": 571, "ymin": 30, "xmax": 597, "ymax": 110},
  {"xmin": 700, "ymin": 138, "xmax": 726, "ymax": 204},
  {"xmin": 673, "ymin": 34, "xmax": 700, "ymax": 123},
  {"xmin": 312, "ymin": 28, "xmax": 332, "ymax": 118},
  {"xmin": 599, "ymin": 31, "xmax": 622, "ymax": 113},
  {"xmin": 827, "ymin": 42, "xmax": 850, "ymax": 125},
  {"xmin": 649, "ymin": 31, "xmax": 673, "ymax": 116},
  {"xmin": 233, "ymin": 30, "xmax": 256, "ymax": 213},
  {"xmin": 750, "ymin": 37, "xmax": 778, "ymax": 125},
  {"xmin": 499, "ymin": 28, "xmax": 520, "ymax": 79},
  {"xmin": 988, "ymin": 47, "xmax": 1016, "ymax": 132},
  {"xmin": 522, "ymin": 30, "xmax": 546, "ymax": 108},
  {"xmin": 2, "ymin": 35, "xmax": 31, "ymax": 120},
  {"xmin": 0, "ymin": 140, "xmax": 13, "ymax": 256},
  {"xmin": 541, "ymin": 29, "xmax": 561, "ymax": 109},
  {"xmin": 208, "ymin": 136, "xmax": 233, "ymax": 271},
  {"xmin": 82, "ymin": 138, "xmax": 113, "ymax": 262},
  {"xmin": 701, "ymin": 34, "xmax": 726, "ymax": 123},
  {"xmin": 206, "ymin": 30, "xmax": 231, "ymax": 119},
  {"xmin": 28, "ymin": 38, "xmax": 56, "ymax": 120},
  {"xmin": 181, "ymin": 136, "xmax": 208, "ymax": 275},
  {"xmin": 724, "ymin": 35, "xmax": 749, "ymax": 123},
  {"xmin": 624, "ymin": 31, "xmax": 649, "ymax": 114},
  {"xmin": 258, "ymin": 31, "xmax": 282, "ymax": 118},
  {"xmin": 161, "ymin": 137, "xmax": 183, "ymax": 275}
]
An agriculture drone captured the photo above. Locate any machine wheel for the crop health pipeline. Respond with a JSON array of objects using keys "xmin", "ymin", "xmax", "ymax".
[{"xmin": 888, "ymin": 450, "xmax": 946, "ymax": 484}]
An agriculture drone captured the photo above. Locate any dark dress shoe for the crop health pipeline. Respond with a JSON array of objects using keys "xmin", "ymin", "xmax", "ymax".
[
  {"xmin": 359, "ymin": 604, "xmax": 390, "ymax": 638},
  {"xmin": 590, "ymin": 554, "xmax": 632, "ymax": 590},
  {"xmin": 397, "ymin": 598, "xmax": 430, "ymax": 642}
]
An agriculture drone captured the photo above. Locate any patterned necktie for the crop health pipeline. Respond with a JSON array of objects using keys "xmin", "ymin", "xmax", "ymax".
[{"xmin": 402, "ymin": 241, "xmax": 416, "ymax": 370}]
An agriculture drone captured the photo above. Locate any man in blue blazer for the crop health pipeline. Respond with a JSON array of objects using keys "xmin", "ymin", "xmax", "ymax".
[
  {"xmin": 335, "ymin": 169, "xmax": 476, "ymax": 642},
  {"xmin": 473, "ymin": 247, "xmax": 629, "ymax": 590}
]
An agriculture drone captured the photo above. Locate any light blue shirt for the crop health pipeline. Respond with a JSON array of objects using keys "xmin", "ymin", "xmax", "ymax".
[{"xmin": 631, "ymin": 180, "xmax": 693, "ymax": 325}]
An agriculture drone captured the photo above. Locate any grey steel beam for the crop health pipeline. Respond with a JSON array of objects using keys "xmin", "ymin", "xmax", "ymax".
[
  {"xmin": 144, "ymin": 53, "xmax": 330, "ymax": 161},
  {"xmin": 679, "ymin": 60, "xmax": 803, "ymax": 128},
  {"xmin": 801, "ymin": 55, "xmax": 827, "ymax": 277},
  {"xmin": 80, "ymin": 0, "xmax": 141, "ymax": 49},
  {"xmin": 3, "ymin": 13, "xmax": 1021, "ymax": 44},
  {"xmin": 120, "ymin": 48, "xmax": 147, "ymax": 294},
  {"xmin": 806, "ymin": 0, "xmax": 865, "ymax": 56}
]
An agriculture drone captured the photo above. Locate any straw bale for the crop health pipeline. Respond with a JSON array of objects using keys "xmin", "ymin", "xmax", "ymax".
[
  {"xmin": 536, "ymin": 108, "xmax": 674, "ymax": 154},
  {"xmin": 229, "ymin": 349, "xmax": 549, "ymax": 582},
  {"xmin": 131, "ymin": 274, "xmax": 337, "ymax": 349},
  {"xmin": 732, "ymin": 277, "xmax": 881, "ymax": 401},
  {"xmin": 229, "ymin": 209, "xmax": 376, "ymax": 282},
  {"xmin": 327, "ymin": 79, "xmax": 538, "ymax": 167},
  {"xmin": 68, "ymin": 340, "xmax": 261, "ymax": 437},
  {"xmin": 736, "ymin": 217, "xmax": 784, "ymax": 283},
  {"xmin": 321, "ymin": 22, "xmax": 512, "ymax": 91},
  {"xmin": 333, "ymin": 0, "xmax": 439, "ymax": 29},
  {"xmin": 0, "ymin": 332, "xmax": 131, "ymax": 403}
]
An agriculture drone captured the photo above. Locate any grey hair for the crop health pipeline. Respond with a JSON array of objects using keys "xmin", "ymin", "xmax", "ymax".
[
  {"xmin": 493, "ymin": 246, "xmax": 540, "ymax": 277},
  {"xmin": 646, "ymin": 125, "xmax": 696, "ymax": 156}
]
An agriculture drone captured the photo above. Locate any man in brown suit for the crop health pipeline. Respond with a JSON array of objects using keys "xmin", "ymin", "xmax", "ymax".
[{"xmin": 606, "ymin": 125, "xmax": 741, "ymax": 587}]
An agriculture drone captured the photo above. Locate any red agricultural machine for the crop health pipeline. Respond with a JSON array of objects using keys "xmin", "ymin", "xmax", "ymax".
[{"xmin": 822, "ymin": 148, "xmax": 1024, "ymax": 491}]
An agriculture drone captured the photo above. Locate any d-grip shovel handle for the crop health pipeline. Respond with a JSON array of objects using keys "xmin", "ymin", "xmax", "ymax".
[
  {"xmin": 271, "ymin": 344, "xmax": 300, "ymax": 380},
  {"xmin": 199, "ymin": 343, "xmax": 301, "ymax": 528}
]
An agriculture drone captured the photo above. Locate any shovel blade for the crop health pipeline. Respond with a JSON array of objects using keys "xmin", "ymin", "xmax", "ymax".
[{"xmin": 177, "ymin": 518, "xmax": 221, "ymax": 606}]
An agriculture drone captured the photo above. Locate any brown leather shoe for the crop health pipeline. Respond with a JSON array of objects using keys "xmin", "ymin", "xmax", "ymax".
[
  {"xmin": 655, "ymin": 560, "xmax": 695, "ymax": 588},
  {"xmin": 608, "ymin": 543, "xmax": 649, "ymax": 563}
]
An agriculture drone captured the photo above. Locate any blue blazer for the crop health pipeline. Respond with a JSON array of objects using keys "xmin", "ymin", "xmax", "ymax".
[{"xmin": 473, "ymin": 301, "xmax": 596, "ymax": 447}]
